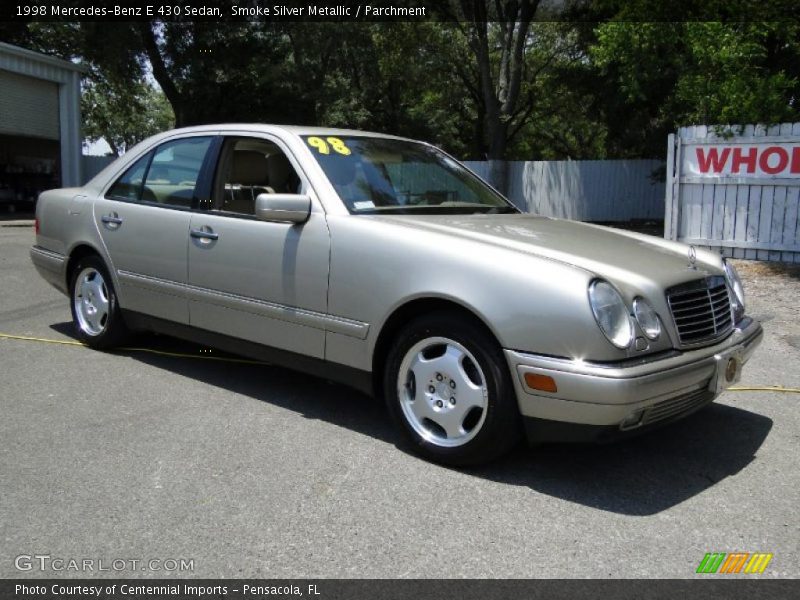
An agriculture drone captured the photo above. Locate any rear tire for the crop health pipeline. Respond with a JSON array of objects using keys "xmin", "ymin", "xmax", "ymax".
[
  {"xmin": 69, "ymin": 255, "xmax": 128, "ymax": 349},
  {"xmin": 384, "ymin": 311, "xmax": 522, "ymax": 466}
]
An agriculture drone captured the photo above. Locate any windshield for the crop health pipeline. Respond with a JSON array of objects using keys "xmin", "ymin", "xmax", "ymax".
[{"xmin": 302, "ymin": 135, "xmax": 518, "ymax": 215}]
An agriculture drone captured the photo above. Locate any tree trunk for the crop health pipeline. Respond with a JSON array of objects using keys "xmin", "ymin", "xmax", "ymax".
[
  {"xmin": 459, "ymin": 1, "xmax": 538, "ymax": 195},
  {"xmin": 487, "ymin": 123, "xmax": 509, "ymax": 195},
  {"xmin": 106, "ymin": 139, "xmax": 121, "ymax": 157},
  {"xmin": 138, "ymin": 23, "xmax": 186, "ymax": 126}
]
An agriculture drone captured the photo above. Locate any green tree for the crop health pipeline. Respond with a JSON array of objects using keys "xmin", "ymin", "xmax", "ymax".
[
  {"xmin": 443, "ymin": 0, "xmax": 539, "ymax": 189},
  {"xmin": 82, "ymin": 78, "xmax": 174, "ymax": 156},
  {"xmin": 501, "ymin": 22, "xmax": 608, "ymax": 160},
  {"xmin": 675, "ymin": 22, "xmax": 798, "ymax": 125},
  {"xmin": 2, "ymin": 18, "xmax": 608, "ymax": 164},
  {"xmin": 431, "ymin": 3, "xmax": 603, "ymax": 185},
  {"xmin": 6, "ymin": 9, "xmax": 800, "ymax": 165},
  {"xmin": 138, "ymin": 21, "xmax": 311, "ymax": 126},
  {"xmin": 591, "ymin": 20, "xmax": 800, "ymax": 157},
  {"xmin": 281, "ymin": 22, "xmax": 476, "ymax": 156}
]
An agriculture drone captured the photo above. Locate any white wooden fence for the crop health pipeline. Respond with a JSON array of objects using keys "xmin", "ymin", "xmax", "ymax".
[
  {"xmin": 665, "ymin": 123, "xmax": 800, "ymax": 262},
  {"xmin": 465, "ymin": 159, "xmax": 664, "ymax": 222}
]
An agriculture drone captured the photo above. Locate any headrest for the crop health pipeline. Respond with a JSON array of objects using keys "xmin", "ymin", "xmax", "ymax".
[
  {"xmin": 267, "ymin": 153, "xmax": 292, "ymax": 188},
  {"xmin": 231, "ymin": 151, "xmax": 268, "ymax": 186}
]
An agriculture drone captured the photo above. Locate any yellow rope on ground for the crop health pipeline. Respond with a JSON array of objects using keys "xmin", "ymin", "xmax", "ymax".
[
  {"xmin": 728, "ymin": 386, "xmax": 800, "ymax": 394},
  {"xmin": 0, "ymin": 332, "xmax": 269, "ymax": 366},
  {"xmin": 1, "ymin": 332, "xmax": 798, "ymax": 392}
]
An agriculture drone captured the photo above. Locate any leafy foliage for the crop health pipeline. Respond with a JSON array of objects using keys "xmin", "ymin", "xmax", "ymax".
[
  {"xmin": 1, "ymin": 3, "xmax": 798, "ymax": 166},
  {"xmin": 591, "ymin": 20, "xmax": 799, "ymax": 156},
  {"xmin": 82, "ymin": 78, "xmax": 174, "ymax": 156}
]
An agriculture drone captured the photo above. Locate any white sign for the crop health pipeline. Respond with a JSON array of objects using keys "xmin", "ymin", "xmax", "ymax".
[{"xmin": 683, "ymin": 142, "xmax": 800, "ymax": 178}]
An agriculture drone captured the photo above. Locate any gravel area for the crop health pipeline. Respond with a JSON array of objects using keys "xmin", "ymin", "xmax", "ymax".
[{"xmin": 732, "ymin": 259, "xmax": 800, "ymax": 385}]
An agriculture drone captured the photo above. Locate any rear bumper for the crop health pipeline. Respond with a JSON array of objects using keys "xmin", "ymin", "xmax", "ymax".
[
  {"xmin": 30, "ymin": 245, "xmax": 67, "ymax": 294},
  {"xmin": 505, "ymin": 317, "xmax": 763, "ymax": 443}
]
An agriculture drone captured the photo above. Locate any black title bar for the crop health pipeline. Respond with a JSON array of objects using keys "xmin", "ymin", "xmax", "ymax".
[
  {"xmin": 2, "ymin": 0, "xmax": 800, "ymax": 23},
  {"xmin": 2, "ymin": 579, "xmax": 799, "ymax": 600}
]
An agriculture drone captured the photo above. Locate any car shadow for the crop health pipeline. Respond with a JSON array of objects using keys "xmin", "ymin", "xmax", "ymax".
[
  {"xmin": 471, "ymin": 403, "xmax": 772, "ymax": 515},
  {"xmin": 49, "ymin": 323, "xmax": 773, "ymax": 516},
  {"xmin": 49, "ymin": 322, "xmax": 396, "ymax": 440}
]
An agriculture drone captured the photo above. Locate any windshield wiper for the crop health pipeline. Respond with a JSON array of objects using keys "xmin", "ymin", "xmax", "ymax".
[
  {"xmin": 485, "ymin": 205, "xmax": 520, "ymax": 214},
  {"xmin": 355, "ymin": 204, "xmax": 520, "ymax": 215}
]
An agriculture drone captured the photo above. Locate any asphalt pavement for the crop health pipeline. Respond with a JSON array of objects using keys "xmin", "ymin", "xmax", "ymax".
[{"xmin": 1, "ymin": 224, "xmax": 798, "ymax": 578}]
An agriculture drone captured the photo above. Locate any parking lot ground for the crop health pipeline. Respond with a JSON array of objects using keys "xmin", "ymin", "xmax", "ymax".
[{"xmin": 1, "ymin": 224, "xmax": 798, "ymax": 578}]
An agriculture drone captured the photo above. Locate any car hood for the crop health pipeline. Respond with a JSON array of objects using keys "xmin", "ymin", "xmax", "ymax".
[{"xmin": 368, "ymin": 213, "xmax": 721, "ymax": 290}]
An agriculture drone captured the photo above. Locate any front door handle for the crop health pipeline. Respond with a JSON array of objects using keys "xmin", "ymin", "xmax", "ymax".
[{"xmin": 190, "ymin": 227, "xmax": 219, "ymax": 241}]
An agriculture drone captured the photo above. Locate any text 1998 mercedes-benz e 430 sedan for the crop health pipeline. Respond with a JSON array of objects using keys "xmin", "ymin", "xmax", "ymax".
[{"xmin": 31, "ymin": 125, "xmax": 762, "ymax": 465}]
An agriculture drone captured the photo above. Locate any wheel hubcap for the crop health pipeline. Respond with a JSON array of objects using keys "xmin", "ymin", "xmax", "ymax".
[
  {"xmin": 397, "ymin": 337, "xmax": 488, "ymax": 448},
  {"xmin": 73, "ymin": 267, "xmax": 110, "ymax": 336}
]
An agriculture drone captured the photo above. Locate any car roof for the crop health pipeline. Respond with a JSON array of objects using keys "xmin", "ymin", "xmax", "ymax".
[{"xmin": 164, "ymin": 123, "xmax": 417, "ymax": 142}]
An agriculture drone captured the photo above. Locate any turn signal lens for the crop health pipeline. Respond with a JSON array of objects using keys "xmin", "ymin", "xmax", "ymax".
[
  {"xmin": 34, "ymin": 218, "xmax": 39, "ymax": 235},
  {"xmin": 524, "ymin": 373, "xmax": 558, "ymax": 393}
]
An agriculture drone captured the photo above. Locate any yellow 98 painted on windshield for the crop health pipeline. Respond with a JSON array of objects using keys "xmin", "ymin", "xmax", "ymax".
[{"xmin": 306, "ymin": 136, "xmax": 351, "ymax": 156}]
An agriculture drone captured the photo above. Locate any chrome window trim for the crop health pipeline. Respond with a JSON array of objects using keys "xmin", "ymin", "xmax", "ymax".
[{"xmin": 100, "ymin": 131, "xmax": 220, "ymax": 201}]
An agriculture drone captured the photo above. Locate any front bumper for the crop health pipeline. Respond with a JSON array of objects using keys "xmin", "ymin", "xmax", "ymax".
[{"xmin": 505, "ymin": 317, "xmax": 763, "ymax": 443}]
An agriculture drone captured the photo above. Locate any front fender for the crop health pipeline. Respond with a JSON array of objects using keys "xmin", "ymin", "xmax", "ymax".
[{"xmin": 326, "ymin": 215, "xmax": 616, "ymax": 371}]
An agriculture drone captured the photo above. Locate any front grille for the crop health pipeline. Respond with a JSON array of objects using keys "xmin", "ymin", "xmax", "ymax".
[
  {"xmin": 667, "ymin": 276, "xmax": 733, "ymax": 347},
  {"xmin": 639, "ymin": 386, "xmax": 714, "ymax": 427}
]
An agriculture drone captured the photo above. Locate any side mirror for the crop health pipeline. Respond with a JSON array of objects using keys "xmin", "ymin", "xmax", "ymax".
[{"xmin": 255, "ymin": 193, "xmax": 311, "ymax": 224}]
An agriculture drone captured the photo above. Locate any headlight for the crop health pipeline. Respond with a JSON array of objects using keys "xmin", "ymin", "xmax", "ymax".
[
  {"xmin": 633, "ymin": 298, "xmax": 661, "ymax": 340},
  {"xmin": 588, "ymin": 280, "xmax": 633, "ymax": 349},
  {"xmin": 723, "ymin": 259, "xmax": 746, "ymax": 321}
]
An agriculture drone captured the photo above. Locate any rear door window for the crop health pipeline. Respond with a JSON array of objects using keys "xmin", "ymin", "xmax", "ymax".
[{"xmin": 106, "ymin": 136, "xmax": 213, "ymax": 208}]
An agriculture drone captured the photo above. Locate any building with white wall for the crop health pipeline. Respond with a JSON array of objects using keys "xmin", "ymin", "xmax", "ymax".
[{"xmin": 0, "ymin": 42, "xmax": 85, "ymax": 210}]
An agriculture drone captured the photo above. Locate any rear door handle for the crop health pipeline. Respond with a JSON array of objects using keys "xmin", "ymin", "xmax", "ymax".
[
  {"xmin": 101, "ymin": 213, "xmax": 123, "ymax": 227},
  {"xmin": 190, "ymin": 228, "xmax": 219, "ymax": 241}
]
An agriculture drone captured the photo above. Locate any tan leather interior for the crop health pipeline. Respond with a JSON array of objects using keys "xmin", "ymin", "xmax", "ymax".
[
  {"xmin": 215, "ymin": 139, "xmax": 302, "ymax": 215},
  {"xmin": 231, "ymin": 151, "xmax": 270, "ymax": 186},
  {"xmin": 223, "ymin": 150, "xmax": 272, "ymax": 214}
]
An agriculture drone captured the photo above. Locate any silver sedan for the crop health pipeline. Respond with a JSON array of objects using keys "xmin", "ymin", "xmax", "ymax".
[{"xmin": 30, "ymin": 125, "xmax": 762, "ymax": 465}]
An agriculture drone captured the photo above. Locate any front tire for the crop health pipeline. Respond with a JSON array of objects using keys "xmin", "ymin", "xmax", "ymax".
[
  {"xmin": 69, "ymin": 255, "xmax": 128, "ymax": 349},
  {"xmin": 384, "ymin": 312, "xmax": 522, "ymax": 466}
]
